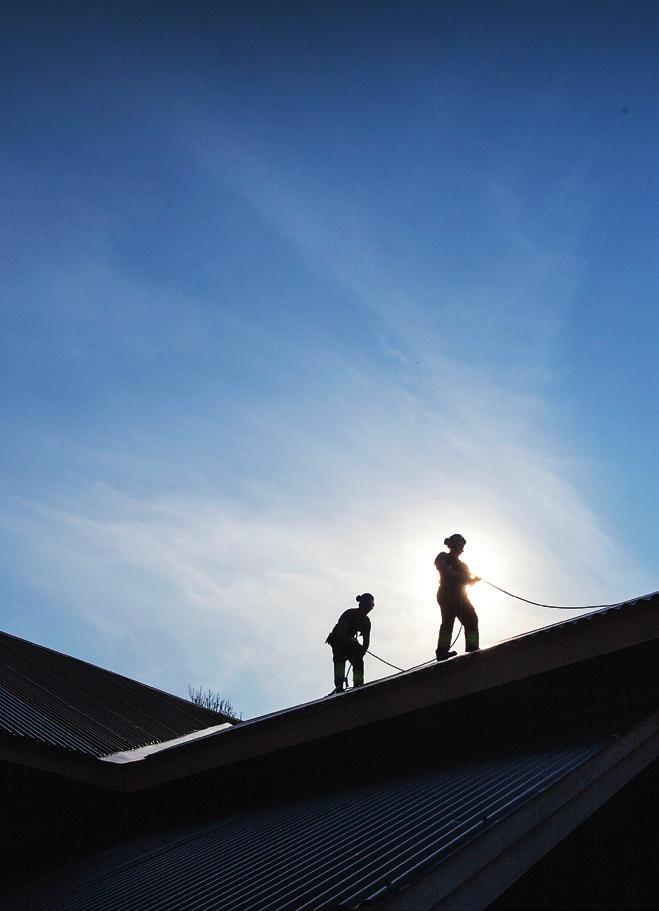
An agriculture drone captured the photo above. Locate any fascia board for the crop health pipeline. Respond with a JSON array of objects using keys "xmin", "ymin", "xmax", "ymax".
[{"xmin": 0, "ymin": 733, "xmax": 123, "ymax": 790}]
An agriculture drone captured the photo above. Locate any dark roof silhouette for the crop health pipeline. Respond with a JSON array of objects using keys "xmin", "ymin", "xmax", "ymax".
[{"xmin": 2, "ymin": 592, "xmax": 657, "ymax": 911}]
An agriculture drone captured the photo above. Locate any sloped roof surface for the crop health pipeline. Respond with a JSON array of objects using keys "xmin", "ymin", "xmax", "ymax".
[
  {"xmin": 2, "ymin": 595, "xmax": 657, "ymax": 909},
  {"xmin": 1, "ymin": 594, "xmax": 656, "ymax": 786},
  {"xmin": 484, "ymin": 592, "xmax": 656, "ymax": 644},
  {"xmin": 0, "ymin": 631, "xmax": 229, "ymax": 757},
  {"xmin": 195, "ymin": 593, "xmax": 659, "ymax": 741},
  {"xmin": 13, "ymin": 730, "xmax": 607, "ymax": 911},
  {"xmin": 108, "ymin": 593, "xmax": 656, "ymax": 792}
]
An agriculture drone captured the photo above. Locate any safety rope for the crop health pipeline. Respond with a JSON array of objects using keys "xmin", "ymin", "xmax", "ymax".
[
  {"xmin": 368, "ymin": 628, "xmax": 462, "ymax": 672},
  {"xmin": 366, "ymin": 650, "xmax": 404, "ymax": 672},
  {"xmin": 481, "ymin": 579, "xmax": 629, "ymax": 611}
]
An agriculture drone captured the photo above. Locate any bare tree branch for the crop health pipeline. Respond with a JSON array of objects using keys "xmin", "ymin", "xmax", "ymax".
[{"xmin": 187, "ymin": 685, "xmax": 241, "ymax": 720}]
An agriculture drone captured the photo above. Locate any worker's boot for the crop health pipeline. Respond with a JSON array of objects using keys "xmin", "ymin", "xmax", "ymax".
[
  {"xmin": 435, "ymin": 649, "xmax": 457, "ymax": 662},
  {"xmin": 333, "ymin": 661, "xmax": 347, "ymax": 694},
  {"xmin": 436, "ymin": 629, "xmax": 453, "ymax": 662}
]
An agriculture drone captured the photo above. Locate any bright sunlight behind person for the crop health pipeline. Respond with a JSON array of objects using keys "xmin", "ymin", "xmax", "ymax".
[
  {"xmin": 399, "ymin": 529, "xmax": 510, "ymax": 661},
  {"xmin": 405, "ymin": 531, "xmax": 508, "ymax": 614},
  {"xmin": 461, "ymin": 534, "xmax": 510, "ymax": 617}
]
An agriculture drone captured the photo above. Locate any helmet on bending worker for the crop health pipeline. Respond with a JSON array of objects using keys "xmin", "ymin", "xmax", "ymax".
[
  {"xmin": 434, "ymin": 534, "xmax": 481, "ymax": 661},
  {"xmin": 325, "ymin": 593, "xmax": 375, "ymax": 693}
]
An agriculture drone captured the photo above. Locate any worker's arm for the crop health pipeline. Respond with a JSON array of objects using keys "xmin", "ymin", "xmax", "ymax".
[
  {"xmin": 457, "ymin": 559, "xmax": 480, "ymax": 585},
  {"xmin": 359, "ymin": 617, "xmax": 371, "ymax": 654}
]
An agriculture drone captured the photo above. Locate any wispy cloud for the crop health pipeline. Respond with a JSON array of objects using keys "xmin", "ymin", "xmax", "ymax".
[
  {"xmin": 5, "ymin": 373, "xmax": 652, "ymax": 718},
  {"xmin": 188, "ymin": 122, "xmax": 583, "ymax": 384},
  {"xmin": 2, "ymin": 121, "xmax": 653, "ymax": 718}
]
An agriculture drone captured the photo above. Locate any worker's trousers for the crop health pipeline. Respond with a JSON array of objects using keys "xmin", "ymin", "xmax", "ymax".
[
  {"xmin": 436, "ymin": 591, "xmax": 479, "ymax": 657},
  {"xmin": 331, "ymin": 640, "xmax": 365, "ymax": 688}
]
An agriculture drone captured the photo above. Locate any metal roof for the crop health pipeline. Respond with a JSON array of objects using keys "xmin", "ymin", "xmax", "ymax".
[
  {"xmin": 105, "ymin": 591, "xmax": 659, "ymax": 793},
  {"xmin": 0, "ymin": 630, "xmax": 232, "ymax": 757},
  {"xmin": 184, "ymin": 592, "xmax": 659, "ymax": 735},
  {"xmin": 1, "ymin": 593, "xmax": 656, "ymax": 789},
  {"xmin": 482, "ymin": 591, "xmax": 658, "ymax": 644},
  {"xmin": 258, "ymin": 591, "xmax": 658, "ymax": 703},
  {"xmin": 8, "ymin": 727, "xmax": 613, "ymax": 911},
  {"xmin": 2, "ymin": 596, "xmax": 657, "ymax": 910}
]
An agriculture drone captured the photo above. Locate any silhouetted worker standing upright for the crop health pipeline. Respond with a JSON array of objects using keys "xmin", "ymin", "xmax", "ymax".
[
  {"xmin": 326, "ymin": 593, "xmax": 375, "ymax": 693},
  {"xmin": 434, "ymin": 534, "xmax": 480, "ymax": 660}
]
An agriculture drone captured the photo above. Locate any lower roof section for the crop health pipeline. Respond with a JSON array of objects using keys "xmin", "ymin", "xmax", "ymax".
[
  {"xmin": 0, "ymin": 629, "xmax": 233, "ymax": 758},
  {"xmin": 7, "ymin": 711, "xmax": 657, "ymax": 911}
]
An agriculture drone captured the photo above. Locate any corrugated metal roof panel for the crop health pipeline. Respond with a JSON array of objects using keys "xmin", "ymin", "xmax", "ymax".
[
  {"xmin": 0, "ymin": 631, "xmax": 231, "ymax": 757},
  {"xmin": 16, "ymin": 732, "xmax": 607, "ymax": 911}
]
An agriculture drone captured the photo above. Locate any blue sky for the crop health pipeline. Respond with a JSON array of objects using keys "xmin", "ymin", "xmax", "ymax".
[{"xmin": 1, "ymin": 1, "xmax": 657, "ymax": 717}]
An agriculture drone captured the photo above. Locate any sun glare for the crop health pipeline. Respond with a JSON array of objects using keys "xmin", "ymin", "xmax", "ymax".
[
  {"xmin": 461, "ymin": 537, "xmax": 508, "ymax": 611},
  {"xmin": 402, "ymin": 532, "xmax": 510, "ymax": 617}
]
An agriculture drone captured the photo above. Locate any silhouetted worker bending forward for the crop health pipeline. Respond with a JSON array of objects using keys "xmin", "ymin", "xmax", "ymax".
[
  {"xmin": 435, "ymin": 534, "xmax": 480, "ymax": 661},
  {"xmin": 326, "ymin": 593, "xmax": 375, "ymax": 693}
]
